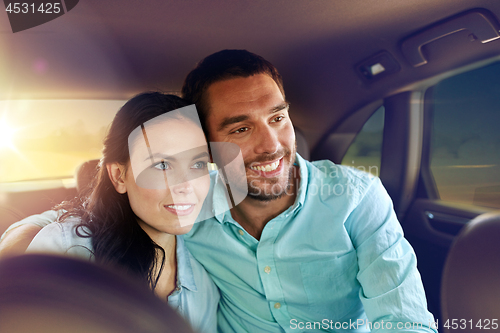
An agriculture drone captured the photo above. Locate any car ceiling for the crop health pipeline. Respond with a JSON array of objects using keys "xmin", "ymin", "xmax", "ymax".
[{"xmin": 1, "ymin": 0, "xmax": 500, "ymax": 147}]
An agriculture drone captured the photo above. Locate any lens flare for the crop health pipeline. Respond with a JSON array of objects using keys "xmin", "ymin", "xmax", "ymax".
[{"xmin": 0, "ymin": 118, "xmax": 17, "ymax": 150}]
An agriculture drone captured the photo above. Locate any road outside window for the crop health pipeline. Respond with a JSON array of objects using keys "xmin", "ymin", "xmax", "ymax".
[{"xmin": 428, "ymin": 62, "xmax": 500, "ymax": 209}]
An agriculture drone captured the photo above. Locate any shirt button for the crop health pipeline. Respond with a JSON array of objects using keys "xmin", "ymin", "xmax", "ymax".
[
  {"xmin": 238, "ymin": 229, "xmax": 244, "ymax": 236},
  {"xmin": 274, "ymin": 302, "xmax": 281, "ymax": 309},
  {"xmin": 264, "ymin": 266, "xmax": 271, "ymax": 274}
]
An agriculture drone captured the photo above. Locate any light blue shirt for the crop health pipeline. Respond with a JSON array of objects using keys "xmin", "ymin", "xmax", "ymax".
[
  {"xmin": 25, "ymin": 216, "xmax": 219, "ymax": 333},
  {"xmin": 184, "ymin": 154, "xmax": 437, "ymax": 332}
]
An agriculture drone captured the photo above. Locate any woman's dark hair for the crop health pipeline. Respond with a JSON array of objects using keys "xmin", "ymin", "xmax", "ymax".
[{"xmin": 55, "ymin": 92, "xmax": 192, "ymax": 290}]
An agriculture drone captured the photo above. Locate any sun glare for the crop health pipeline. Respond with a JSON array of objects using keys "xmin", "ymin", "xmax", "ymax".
[{"xmin": 0, "ymin": 118, "xmax": 17, "ymax": 150}]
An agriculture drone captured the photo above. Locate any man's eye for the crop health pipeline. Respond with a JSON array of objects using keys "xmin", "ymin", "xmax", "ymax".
[
  {"xmin": 272, "ymin": 116, "xmax": 284, "ymax": 123},
  {"xmin": 153, "ymin": 161, "xmax": 170, "ymax": 170},
  {"xmin": 192, "ymin": 161, "xmax": 208, "ymax": 169},
  {"xmin": 232, "ymin": 127, "xmax": 249, "ymax": 134}
]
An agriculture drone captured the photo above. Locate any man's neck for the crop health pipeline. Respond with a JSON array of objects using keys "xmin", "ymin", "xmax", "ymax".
[{"xmin": 230, "ymin": 165, "xmax": 300, "ymax": 240}]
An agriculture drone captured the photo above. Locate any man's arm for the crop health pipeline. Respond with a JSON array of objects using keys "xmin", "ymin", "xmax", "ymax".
[
  {"xmin": 0, "ymin": 210, "xmax": 60, "ymax": 258},
  {"xmin": 346, "ymin": 176, "xmax": 437, "ymax": 333}
]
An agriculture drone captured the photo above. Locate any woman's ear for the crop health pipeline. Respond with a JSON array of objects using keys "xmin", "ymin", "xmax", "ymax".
[{"xmin": 106, "ymin": 163, "xmax": 127, "ymax": 194}]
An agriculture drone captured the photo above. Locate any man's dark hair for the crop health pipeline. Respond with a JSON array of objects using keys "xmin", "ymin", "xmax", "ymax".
[{"xmin": 181, "ymin": 49, "xmax": 285, "ymax": 132}]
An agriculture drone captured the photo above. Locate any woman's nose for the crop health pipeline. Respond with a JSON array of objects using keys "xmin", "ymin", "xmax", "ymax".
[{"xmin": 171, "ymin": 180, "xmax": 194, "ymax": 195}]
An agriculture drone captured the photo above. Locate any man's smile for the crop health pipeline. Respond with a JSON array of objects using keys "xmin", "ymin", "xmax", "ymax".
[
  {"xmin": 249, "ymin": 158, "xmax": 280, "ymax": 172},
  {"xmin": 248, "ymin": 158, "xmax": 284, "ymax": 178}
]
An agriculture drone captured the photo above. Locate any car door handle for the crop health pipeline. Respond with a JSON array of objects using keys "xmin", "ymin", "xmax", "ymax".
[{"xmin": 402, "ymin": 9, "xmax": 500, "ymax": 67}]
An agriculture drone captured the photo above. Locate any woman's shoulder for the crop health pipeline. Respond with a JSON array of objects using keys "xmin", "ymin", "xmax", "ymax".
[
  {"xmin": 26, "ymin": 217, "xmax": 94, "ymax": 260},
  {"xmin": 176, "ymin": 235, "xmax": 217, "ymax": 293},
  {"xmin": 174, "ymin": 235, "xmax": 219, "ymax": 333}
]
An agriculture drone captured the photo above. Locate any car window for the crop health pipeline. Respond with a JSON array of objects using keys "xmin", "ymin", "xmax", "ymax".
[
  {"xmin": 426, "ymin": 62, "xmax": 500, "ymax": 209},
  {"xmin": 0, "ymin": 100, "xmax": 125, "ymax": 183},
  {"xmin": 341, "ymin": 105, "xmax": 384, "ymax": 177}
]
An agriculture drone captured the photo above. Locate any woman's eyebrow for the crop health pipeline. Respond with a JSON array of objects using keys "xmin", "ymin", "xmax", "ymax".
[
  {"xmin": 144, "ymin": 153, "xmax": 174, "ymax": 162},
  {"xmin": 191, "ymin": 151, "xmax": 210, "ymax": 160},
  {"xmin": 144, "ymin": 150, "xmax": 209, "ymax": 162}
]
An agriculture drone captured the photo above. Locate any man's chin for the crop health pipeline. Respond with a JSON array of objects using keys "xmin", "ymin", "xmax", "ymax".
[
  {"xmin": 247, "ymin": 178, "xmax": 292, "ymax": 202},
  {"xmin": 247, "ymin": 191, "xmax": 287, "ymax": 202}
]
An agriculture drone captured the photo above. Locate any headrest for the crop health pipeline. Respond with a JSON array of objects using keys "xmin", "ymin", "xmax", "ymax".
[
  {"xmin": 75, "ymin": 159, "xmax": 99, "ymax": 193},
  {"xmin": 0, "ymin": 254, "xmax": 195, "ymax": 333},
  {"xmin": 441, "ymin": 212, "xmax": 500, "ymax": 331},
  {"xmin": 295, "ymin": 128, "xmax": 310, "ymax": 160}
]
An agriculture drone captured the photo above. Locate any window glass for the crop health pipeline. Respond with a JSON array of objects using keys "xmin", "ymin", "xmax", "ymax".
[
  {"xmin": 0, "ymin": 100, "xmax": 125, "ymax": 183},
  {"xmin": 428, "ymin": 62, "xmax": 500, "ymax": 209},
  {"xmin": 341, "ymin": 106, "xmax": 384, "ymax": 177}
]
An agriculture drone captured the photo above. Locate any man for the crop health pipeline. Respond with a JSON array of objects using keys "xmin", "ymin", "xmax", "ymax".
[{"xmin": 1, "ymin": 50, "xmax": 437, "ymax": 332}]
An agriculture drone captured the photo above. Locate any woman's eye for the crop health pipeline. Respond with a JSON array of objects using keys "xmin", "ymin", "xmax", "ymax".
[
  {"xmin": 153, "ymin": 161, "xmax": 170, "ymax": 170},
  {"xmin": 232, "ymin": 127, "xmax": 248, "ymax": 134},
  {"xmin": 192, "ymin": 161, "xmax": 208, "ymax": 169}
]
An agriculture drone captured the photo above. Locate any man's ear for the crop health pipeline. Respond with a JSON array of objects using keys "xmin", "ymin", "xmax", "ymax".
[{"xmin": 106, "ymin": 163, "xmax": 127, "ymax": 194}]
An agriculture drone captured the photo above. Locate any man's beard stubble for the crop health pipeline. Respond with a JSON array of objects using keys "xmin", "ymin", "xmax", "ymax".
[{"xmin": 246, "ymin": 142, "xmax": 297, "ymax": 202}]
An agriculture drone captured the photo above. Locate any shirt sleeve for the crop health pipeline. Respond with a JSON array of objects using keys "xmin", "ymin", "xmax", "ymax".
[
  {"xmin": 346, "ymin": 176, "xmax": 438, "ymax": 333},
  {"xmin": 195, "ymin": 278, "xmax": 219, "ymax": 333},
  {"xmin": 1, "ymin": 209, "xmax": 60, "ymax": 241},
  {"xmin": 186, "ymin": 252, "xmax": 220, "ymax": 333},
  {"xmin": 27, "ymin": 219, "xmax": 93, "ymax": 260}
]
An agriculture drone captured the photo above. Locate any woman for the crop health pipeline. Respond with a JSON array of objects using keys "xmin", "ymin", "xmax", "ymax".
[{"xmin": 27, "ymin": 92, "xmax": 218, "ymax": 332}]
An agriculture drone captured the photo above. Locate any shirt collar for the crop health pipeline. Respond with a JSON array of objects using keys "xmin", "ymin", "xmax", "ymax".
[
  {"xmin": 293, "ymin": 152, "xmax": 308, "ymax": 210},
  {"xmin": 175, "ymin": 235, "xmax": 197, "ymax": 292},
  {"xmin": 212, "ymin": 152, "xmax": 309, "ymax": 224}
]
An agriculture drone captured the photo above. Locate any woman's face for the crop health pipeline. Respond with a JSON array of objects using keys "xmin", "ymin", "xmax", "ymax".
[{"xmin": 117, "ymin": 118, "xmax": 211, "ymax": 239}]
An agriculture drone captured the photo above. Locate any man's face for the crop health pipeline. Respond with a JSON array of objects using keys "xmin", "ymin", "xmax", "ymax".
[{"xmin": 205, "ymin": 74, "xmax": 296, "ymax": 201}]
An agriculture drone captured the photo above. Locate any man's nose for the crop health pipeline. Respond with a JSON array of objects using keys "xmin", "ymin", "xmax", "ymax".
[{"xmin": 254, "ymin": 125, "xmax": 280, "ymax": 154}]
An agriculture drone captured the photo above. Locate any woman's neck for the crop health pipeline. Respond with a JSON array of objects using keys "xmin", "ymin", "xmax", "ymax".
[
  {"xmin": 153, "ymin": 235, "xmax": 178, "ymax": 300},
  {"xmin": 137, "ymin": 219, "xmax": 178, "ymax": 299}
]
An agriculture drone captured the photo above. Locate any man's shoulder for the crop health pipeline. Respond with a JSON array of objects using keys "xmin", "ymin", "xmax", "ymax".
[
  {"xmin": 309, "ymin": 159, "xmax": 372, "ymax": 178},
  {"xmin": 306, "ymin": 159, "xmax": 379, "ymax": 195}
]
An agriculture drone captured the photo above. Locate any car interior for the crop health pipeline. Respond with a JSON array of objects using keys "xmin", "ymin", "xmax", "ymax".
[{"xmin": 1, "ymin": 1, "xmax": 500, "ymax": 332}]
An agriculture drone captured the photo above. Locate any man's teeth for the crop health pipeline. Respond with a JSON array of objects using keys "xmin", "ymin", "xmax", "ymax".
[
  {"xmin": 167, "ymin": 205, "xmax": 192, "ymax": 211},
  {"xmin": 250, "ymin": 160, "xmax": 279, "ymax": 172}
]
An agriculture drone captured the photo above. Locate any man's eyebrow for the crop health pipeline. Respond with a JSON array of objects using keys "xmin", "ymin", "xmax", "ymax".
[
  {"xmin": 217, "ymin": 115, "xmax": 249, "ymax": 132},
  {"xmin": 217, "ymin": 102, "xmax": 290, "ymax": 132},
  {"xmin": 270, "ymin": 102, "xmax": 290, "ymax": 113}
]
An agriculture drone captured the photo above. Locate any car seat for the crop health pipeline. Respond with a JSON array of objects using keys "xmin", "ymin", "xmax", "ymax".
[
  {"xmin": 441, "ymin": 212, "xmax": 500, "ymax": 332},
  {"xmin": 0, "ymin": 254, "xmax": 195, "ymax": 333},
  {"xmin": 75, "ymin": 159, "xmax": 100, "ymax": 193}
]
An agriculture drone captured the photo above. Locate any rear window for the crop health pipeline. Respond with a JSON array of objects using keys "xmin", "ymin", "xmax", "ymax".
[
  {"xmin": 426, "ymin": 62, "xmax": 500, "ymax": 209},
  {"xmin": 0, "ymin": 100, "xmax": 125, "ymax": 183}
]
